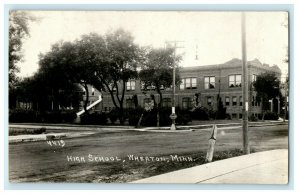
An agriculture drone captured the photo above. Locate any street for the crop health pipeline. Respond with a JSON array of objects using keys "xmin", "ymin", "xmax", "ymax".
[{"xmin": 9, "ymin": 124, "xmax": 288, "ymax": 183}]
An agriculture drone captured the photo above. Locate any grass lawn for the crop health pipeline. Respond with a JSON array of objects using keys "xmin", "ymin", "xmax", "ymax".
[{"xmin": 9, "ymin": 124, "xmax": 288, "ymax": 183}]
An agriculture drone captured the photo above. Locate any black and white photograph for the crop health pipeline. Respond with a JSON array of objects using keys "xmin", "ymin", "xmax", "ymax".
[{"xmin": 8, "ymin": 10, "xmax": 289, "ymax": 184}]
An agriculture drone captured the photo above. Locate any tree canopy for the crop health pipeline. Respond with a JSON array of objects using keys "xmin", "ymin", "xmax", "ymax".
[
  {"xmin": 9, "ymin": 11, "xmax": 38, "ymax": 88},
  {"xmin": 253, "ymin": 72, "xmax": 281, "ymax": 118},
  {"xmin": 21, "ymin": 29, "xmax": 142, "ymax": 123},
  {"xmin": 139, "ymin": 47, "xmax": 182, "ymax": 126}
]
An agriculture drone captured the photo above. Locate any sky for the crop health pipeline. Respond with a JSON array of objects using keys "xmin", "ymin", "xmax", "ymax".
[{"xmin": 16, "ymin": 11, "xmax": 289, "ymax": 77}]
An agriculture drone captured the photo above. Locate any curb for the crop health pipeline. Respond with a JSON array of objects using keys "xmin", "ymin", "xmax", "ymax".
[{"xmin": 9, "ymin": 133, "xmax": 67, "ymax": 143}]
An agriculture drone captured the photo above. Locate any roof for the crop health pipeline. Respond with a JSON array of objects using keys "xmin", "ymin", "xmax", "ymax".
[{"xmin": 180, "ymin": 58, "xmax": 282, "ymax": 74}]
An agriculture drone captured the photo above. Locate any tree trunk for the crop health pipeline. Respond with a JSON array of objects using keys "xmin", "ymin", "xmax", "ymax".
[
  {"xmin": 119, "ymin": 107, "xmax": 124, "ymax": 125},
  {"xmin": 157, "ymin": 111, "xmax": 160, "ymax": 127},
  {"xmin": 83, "ymin": 83, "xmax": 89, "ymax": 114},
  {"xmin": 157, "ymin": 90, "xmax": 163, "ymax": 127},
  {"xmin": 262, "ymin": 111, "xmax": 265, "ymax": 121},
  {"xmin": 137, "ymin": 112, "xmax": 144, "ymax": 128}
]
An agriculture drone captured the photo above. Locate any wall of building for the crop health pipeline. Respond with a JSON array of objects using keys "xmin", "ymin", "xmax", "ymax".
[{"xmin": 84, "ymin": 58, "xmax": 281, "ymax": 119}]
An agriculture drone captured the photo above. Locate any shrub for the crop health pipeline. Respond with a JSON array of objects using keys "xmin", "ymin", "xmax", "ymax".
[
  {"xmin": 190, "ymin": 106, "xmax": 209, "ymax": 120},
  {"xmin": 258, "ymin": 111, "xmax": 279, "ymax": 120},
  {"xmin": 43, "ymin": 111, "xmax": 62, "ymax": 123},
  {"xmin": 208, "ymin": 109, "xmax": 217, "ymax": 120},
  {"xmin": 225, "ymin": 113, "xmax": 232, "ymax": 120},
  {"xmin": 60, "ymin": 111, "xmax": 77, "ymax": 123},
  {"xmin": 249, "ymin": 114, "xmax": 258, "ymax": 121},
  {"xmin": 125, "ymin": 107, "xmax": 144, "ymax": 126},
  {"xmin": 263, "ymin": 111, "xmax": 279, "ymax": 120},
  {"xmin": 9, "ymin": 109, "xmax": 42, "ymax": 123},
  {"xmin": 9, "ymin": 109, "xmax": 76, "ymax": 123},
  {"xmin": 125, "ymin": 107, "xmax": 192, "ymax": 127},
  {"xmin": 159, "ymin": 107, "xmax": 172, "ymax": 126},
  {"xmin": 176, "ymin": 109, "xmax": 192, "ymax": 125},
  {"xmin": 80, "ymin": 112, "xmax": 107, "ymax": 125},
  {"xmin": 107, "ymin": 108, "xmax": 120, "ymax": 124},
  {"xmin": 42, "ymin": 110, "xmax": 77, "ymax": 123},
  {"xmin": 141, "ymin": 108, "xmax": 158, "ymax": 127}
]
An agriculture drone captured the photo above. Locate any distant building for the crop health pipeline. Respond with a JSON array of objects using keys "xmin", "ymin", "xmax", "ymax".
[{"xmin": 80, "ymin": 58, "xmax": 281, "ymax": 119}]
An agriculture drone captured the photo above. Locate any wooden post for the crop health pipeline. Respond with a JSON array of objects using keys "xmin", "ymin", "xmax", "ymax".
[{"xmin": 205, "ymin": 124, "xmax": 218, "ymax": 162}]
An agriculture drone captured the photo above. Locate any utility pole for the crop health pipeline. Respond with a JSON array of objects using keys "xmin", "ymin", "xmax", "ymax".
[
  {"xmin": 165, "ymin": 41, "xmax": 184, "ymax": 130},
  {"xmin": 241, "ymin": 12, "xmax": 250, "ymax": 154}
]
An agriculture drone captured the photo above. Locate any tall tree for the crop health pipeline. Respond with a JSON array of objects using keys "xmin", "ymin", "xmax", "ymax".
[
  {"xmin": 37, "ymin": 41, "xmax": 84, "ymax": 112},
  {"xmin": 93, "ymin": 29, "xmax": 141, "ymax": 124},
  {"xmin": 139, "ymin": 47, "xmax": 181, "ymax": 127},
  {"xmin": 71, "ymin": 34, "xmax": 106, "ymax": 113},
  {"xmin": 253, "ymin": 72, "xmax": 281, "ymax": 120},
  {"xmin": 9, "ymin": 11, "xmax": 37, "ymax": 88}
]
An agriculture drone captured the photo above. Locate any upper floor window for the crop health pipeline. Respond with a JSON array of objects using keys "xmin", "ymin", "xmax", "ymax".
[
  {"xmin": 180, "ymin": 77, "xmax": 197, "ymax": 90},
  {"xmin": 126, "ymin": 80, "xmax": 135, "ymax": 91},
  {"xmin": 229, "ymin": 74, "xmax": 242, "ymax": 88},
  {"xmin": 204, "ymin": 76, "xmax": 216, "ymax": 89}
]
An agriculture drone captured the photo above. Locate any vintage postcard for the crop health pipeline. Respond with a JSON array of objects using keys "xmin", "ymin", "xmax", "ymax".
[{"xmin": 8, "ymin": 10, "xmax": 289, "ymax": 184}]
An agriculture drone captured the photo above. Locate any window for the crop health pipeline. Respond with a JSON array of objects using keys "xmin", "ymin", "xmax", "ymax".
[
  {"xmin": 182, "ymin": 97, "xmax": 192, "ymax": 109},
  {"xmin": 126, "ymin": 80, "xmax": 135, "ymax": 91},
  {"xmin": 225, "ymin": 96, "xmax": 230, "ymax": 106},
  {"xmin": 204, "ymin": 76, "xmax": 216, "ymax": 89},
  {"xmin": 207, "ymin": 96, "xmax": 213, "ymax": 106},
  {"xmin": 229, "ymin": 74, "xmax": 242, "ymax": 88},
  {"xmin": 162, "ymin": 98, "xmax": 172, "ymax": 108},
  {"xmin": 232, "ymin": 113, "xmax": 237, "ymax": 119},
  {"xmin": 191, "ymin": 78, "xmax": 197, "ymax": 89},
  {"xmin": 252, "ymin": 74, "xmax": 257, "ymax": 82},
  {"xmin": 232, "ymin": 96, "xmax": 237, "ymax": 106},
  {"xmin": 239, "ymin": 96, "xmax": 243, "ymax": 106},
  {"xmin": 239, "ymin": 114, "xmax": 243, "ymax": 119},
  {"xmin": 126, "ymin": 99, "xmax": 135, "ymax": 108},
  {"xmin": 19, "ymin": 102, "xmax": 32, "ymax": 110},
  {"xmin": 180, "ymin": 78, "xmax": 197, "ymax": 90}
]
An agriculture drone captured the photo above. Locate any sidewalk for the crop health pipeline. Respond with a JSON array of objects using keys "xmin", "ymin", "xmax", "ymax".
[
  {"xmin": 9, "ymin": 131, "xmax": 96, "ymax": 143},
  {"xmin": 9, "ymin": 120, "xmax": 288, "ymax": 132},
  {"xmin": 9, "ymin": 121, "xmax": 288, "ymax": 142},
  {"xmin": 131, "ymin": 149, "xmax": 288, "ymax": 184}
]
